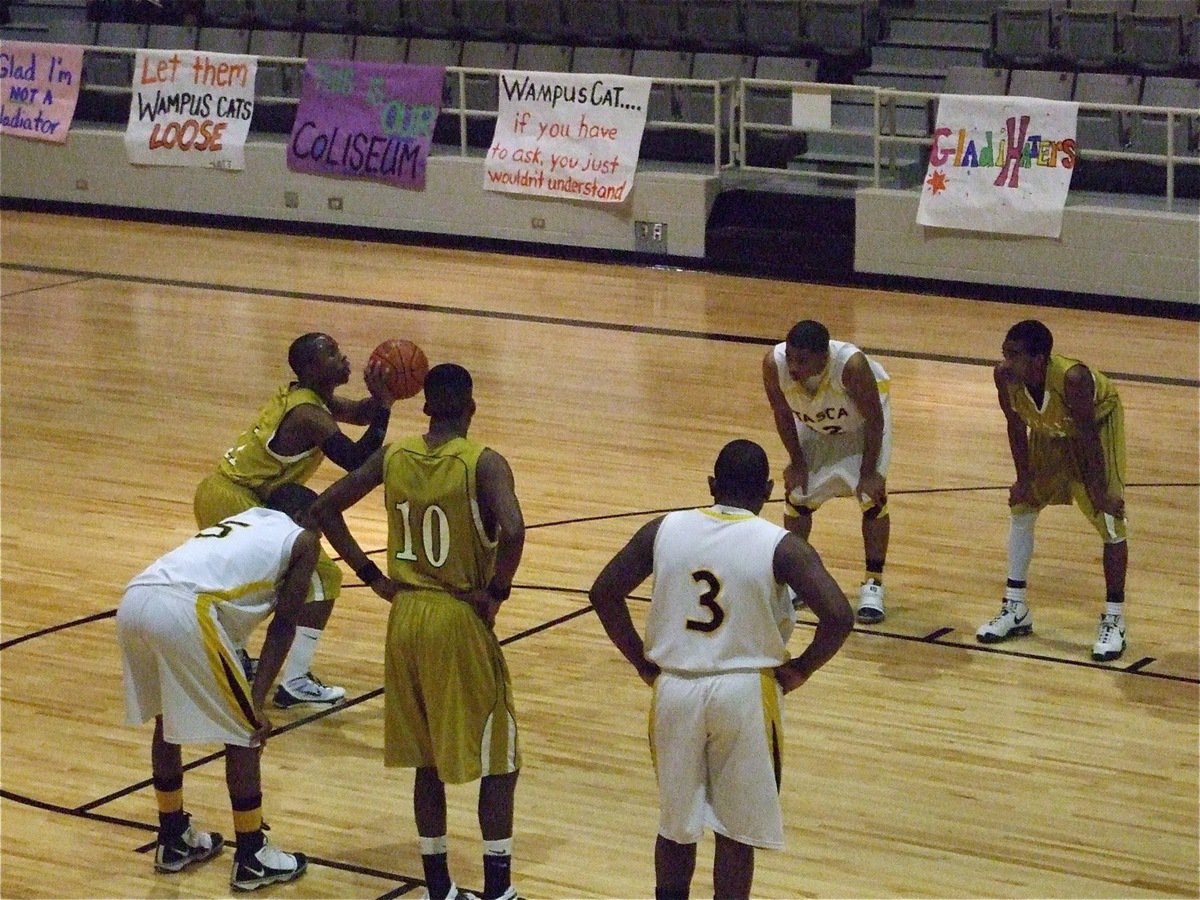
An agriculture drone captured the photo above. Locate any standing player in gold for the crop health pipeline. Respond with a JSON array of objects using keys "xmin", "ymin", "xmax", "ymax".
[
  {"xmin": 194, "ymin": 332, "xmax": 399, "ymax": 708},
  {"xmin": 977, "ymin": 319, "xmax": 1128, "ymax": 661},
  {"xmin": 310, "ymin": 363, "xmax": 526, "ymax": 900}
]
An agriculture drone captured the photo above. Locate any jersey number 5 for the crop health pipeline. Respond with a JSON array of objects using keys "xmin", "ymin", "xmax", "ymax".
[{"xmin": 685, "ymin": 569, "xmax": 725, "ymax": 633}]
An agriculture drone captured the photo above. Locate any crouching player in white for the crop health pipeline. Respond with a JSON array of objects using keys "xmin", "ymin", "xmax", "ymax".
[
  {"xmin": 117, "ymin": 483, "xmax": 327, "ymax": 890},
  {"xmin": 590, "ymin": 439, "xmax": 854, "ymax": 900}
]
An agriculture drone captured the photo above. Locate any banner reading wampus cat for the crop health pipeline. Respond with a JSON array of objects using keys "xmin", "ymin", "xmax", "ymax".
[
  {"xmin": 917, "ymin": 94, "xmax": 1078, "ymax": 238},
  {"xmin": 287, "ymin": 61, "xmax": 443, "ymax": 190},
  {"xmin": 485, "ymin": 71, "xmax": 651, "ymax": 203},
  {"xmin": 125, "ymin": 49, "xmax": 256, "ymax": 169}
]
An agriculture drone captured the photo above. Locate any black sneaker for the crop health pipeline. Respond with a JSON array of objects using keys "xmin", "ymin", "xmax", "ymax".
[
  {"xmin": 230, "ymin": 839, "xmax": 307, "ymax": 891},
  {"xmin": 154, "ymin": 815, "xmax": 224, "ymax": 873}
]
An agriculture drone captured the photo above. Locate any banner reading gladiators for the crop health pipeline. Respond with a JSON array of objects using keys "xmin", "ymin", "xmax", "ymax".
[
  {"xmin": 917, "ymin": 94, "xmax": 1078, "ymax": 238},
  {"xmin": 287, "ymin": 61, "xmax": 443, "ymax": 190}
]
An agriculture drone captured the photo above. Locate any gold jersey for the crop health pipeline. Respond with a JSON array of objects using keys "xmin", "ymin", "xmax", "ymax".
[
  {"xmin": 1007, "ymin": 353, "xmax": 1120, "ymax": 438},
  {"xmin": 217, "ymin": 384, "xmax": 328, "ymax": 497},
  {"xmin": 382, "ymin": 435, "xmax": 499, "ymax": 594}
]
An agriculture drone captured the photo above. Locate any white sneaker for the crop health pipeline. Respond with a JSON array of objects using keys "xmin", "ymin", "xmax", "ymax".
[
  {"xmin": 1092, "ymin": 613, "xmax": 1126, "ymax": 662},
  {"xmin": 856, "ymin": 580, "xmax": 885, "ymax": 624},
  {"xmin": 976, "ymin": 600, "xmax": 1033, "ymax": 643},
  {"xmin": 230, "ymin": 838, "xmax": 307, "ymax": 891},
  {"xmin": 422, "ymin": 885, "xmax": 464, "ymax": 900},
  {"xmin": 273, "ymin": 672, "xmax": 346, "ymax": 708}
]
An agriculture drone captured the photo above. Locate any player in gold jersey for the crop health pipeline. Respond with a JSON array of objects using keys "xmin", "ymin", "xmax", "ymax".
[
  {"xmin": 194, "ymin": 333, "xmax": 400, "ymax": 707},
  {"xmin": 310, "ymin": 363, "xmax": 526, "ymax": 900},
  {"xmin": 977, "ymin": 320, "xmax": 1128, "ymax": 661}
]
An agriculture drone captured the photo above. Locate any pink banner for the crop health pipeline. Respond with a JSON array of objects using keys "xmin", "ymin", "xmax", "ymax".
[{"xmin": 0, "ymin": 41, "xmax": 84, "ymax": 143}]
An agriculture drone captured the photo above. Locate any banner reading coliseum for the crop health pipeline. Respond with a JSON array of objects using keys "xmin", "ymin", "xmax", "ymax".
[
  {"xmin": 917, "ymin": 94, "xmax": 1078, "ymax": 238},
  {"xmin": 287, "ymin": 61, "xmax": 443, "ymax": 190},
  {"xmin": 124, "ymin": 49, "xmax": 256, "ymax": 169},
  {"xmin": 485, "ymin": 71, "xmax": 651, "ymax": 203}
]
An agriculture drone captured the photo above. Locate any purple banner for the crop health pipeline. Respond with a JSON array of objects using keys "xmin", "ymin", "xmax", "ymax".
[{"xmin": 287, "ymin": 61, "xmax": 443, "ymax": 190}]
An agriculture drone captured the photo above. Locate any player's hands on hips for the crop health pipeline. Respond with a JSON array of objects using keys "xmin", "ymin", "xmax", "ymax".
[
  {"xmin": 368, "ymin": 574, "xmax": 401, "ymax": 603},
  {"xmin": 774, "ymin": 665, "xmax": 809, "ymax": 695},
  {"xmin": 857, "ymin": 471, "xmax": 886, "ymax": 507},
  {"xmin": 1008, "ymin": 479, "xmax": 1035, "ymax": 507},
  {"xmin": 783, "ymin": 458, "xmax": 808, "ymax": 498},
  {"xmin": 363, "ymin": 356, "xmax": 399, "ymax": 405},
  {"xmin": 462, "ymin": 589, "xmax": 501, "ymax": 629},
  {"xmin": 636, "ymin": 660, "xmax": 661, "ymax": 687}
]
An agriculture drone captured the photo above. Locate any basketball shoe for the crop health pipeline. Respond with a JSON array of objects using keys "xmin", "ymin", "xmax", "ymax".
[
  {"xmin": 273, "ymin": 672, "xmax": 345, "ymax": 708},
  {"xmin": 230, "ymin": 839, "xmax": 307, "ymax": 891},
  {"xmin": 856, "ymin": 579, "xmax": 885, "ymax": 624},
  {"xmin": 976, "ymin": 600, "xmax": 1033, "ymax": 643},
  {"xmin": 1092, "ymin": 613, "xmax": 1126, "ymax": 662},
  {"xmin": 154, "ymin": 814, "xmax": 224, "ymax": 873}
]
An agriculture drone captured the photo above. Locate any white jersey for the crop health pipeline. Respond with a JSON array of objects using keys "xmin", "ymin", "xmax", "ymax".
[
  {"xmin": 772, "ymin": 339, "xmax": 889, "ymax": 436},
  {"xmin": 646, "ymin": 506, "xmax": 794, "ymax": 674},
  {"xmin": 125, "ymin": 507, "xmax": 303, "ymax": 648}
]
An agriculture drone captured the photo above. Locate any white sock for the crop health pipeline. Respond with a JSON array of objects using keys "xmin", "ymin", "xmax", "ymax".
[
  {"xmin": 282, "ymin": 626, "xmax": 322, "ymax": 684},
  {"xmin": 1006, "ymin": 510, "xmax": 1038, "ymax": 586},
  {"xmin": 1105, "ymin": 601, "xmax": 1125, "ymax": 619}
]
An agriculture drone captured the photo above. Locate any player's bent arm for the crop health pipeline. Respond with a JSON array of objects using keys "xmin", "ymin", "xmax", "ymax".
[
  {"xmin": 842, "ymin": 353, "xmax": 885, "ymax": 479},
  {"xmin": 310, "ymin": 448, "xmax": 387, "ymax": 581},
  {"xmin": 327, "ymin": 391, "xmax": 392, "ymax": 427},
  {"xmin": 320, "ymin": 404, "xmax": 391, "ymax": 471},
  {"xmin": 994, "ymin": 365, "xmax": 1032, "ymax": 482},
  {"xmin": 1062, "ymin": 364, "xmax": 1111, "ymax": 504},
  {"xmin": 252, "ymin": 530, "xmax": 319, "ymax": 711},
  {"xmin": 763, "ymin": 351, "xmax": 804, "ymax": 464},
  {"xmin": 590, "ymin": 518, "xmax": 663, "ymax": 684},
  {"xmin": 477, "ymin": 449, "xmax": 526, "ymax": 598},
  {"xmin": 773, "ymin": 534, "xmax": 853, "ymax": 693}
]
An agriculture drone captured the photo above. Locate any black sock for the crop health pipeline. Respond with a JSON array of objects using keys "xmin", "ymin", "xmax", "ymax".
[
  {"xmin": 483, "ymin": 851, "xmax": 511, "ymax": 899},
  {"xmin": 422, "ymin": 853, "xmax": 452, "ymax": 900},
  {"xmin": 655, "ymin": 888, "xmax": 689, "ymax": 900}
]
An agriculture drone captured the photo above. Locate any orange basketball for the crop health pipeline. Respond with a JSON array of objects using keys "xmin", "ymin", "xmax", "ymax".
[{"xmin": 369, "ymin": 338, "xmax": 428, "ymax": 400}]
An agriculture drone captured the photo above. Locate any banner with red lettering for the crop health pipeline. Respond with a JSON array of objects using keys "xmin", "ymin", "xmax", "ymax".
[
  {"xmin": 286, "ymin": 61, "xmax": 443, "ymax": 190},
  {"xmin": 484, "ymin": 71, "xmax": 651, "ymax": 203},
  {"xmin": 917, "ymin": 94, "xmax": 1078, "ymax": 238},
  {"xmin": 0, "ymin": 41, "xmax": 84, "ymax": 143},
  {"xmin": 124, "ymin": 49, "xmax": 256, "ymax": 169}
]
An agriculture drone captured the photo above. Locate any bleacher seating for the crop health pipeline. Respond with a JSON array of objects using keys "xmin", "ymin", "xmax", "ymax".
[
  {"xmin": 625, "ymin": 0, "xmax": 686, "ymax": 49},
  {"xmin": 1057, "ymin": 0, "xmax": 1127, "ymax": 70},
  {"xmin": 942, "ymin": 64, "xmax": 1009, "ymax": 94},
  {"xmin": 302, "ymin": 0, "xmax": 351, "ymax": 34},
  {"xmin": 515, "ymin": 42, "xmax": 573, "ymax": 71},
  {"xmin": 355, "ymin": 0, "xmax": 404, "ymax": 36},
  {"xmin": 992, "ymin": 2, "xmax": 1055, "ymax": 67},
  {"xmin": 352, "ymin": 33, "xmax": 406, "ymax": 62},
  {"xmin": 508, "ymin": 0, "xmax": 567, "ymax": 45},
  {"xmin": 743, "ymin": 0, "xmax": 805, "ymax": 56},
  {"xmin": 686, "ymin": 0, "xmax": 746, "ymax": 52},
  {"xmin": 301, "ymin": 29, "xmax": 352, "ymax": 61},
  {"xmin": 1008, "ymin": 66, "xmax": 1074, "ymax": 98},
  {"xmin": 1121, "ymin": 0, "xmax": 1192, "ymax": 73},
  {"xmin": 197, "ymin": 24, "xmax": 249, "ymax": 53}
]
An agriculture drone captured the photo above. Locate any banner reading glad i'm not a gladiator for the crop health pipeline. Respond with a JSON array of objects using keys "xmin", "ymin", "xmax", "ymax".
[
  {"xmin": 917, "ymin": 94, "xmax": 1078, "ymax": 238},
  {"xmin": 485, "ymin": 71, "xmax": 651, "ymax": 203}
]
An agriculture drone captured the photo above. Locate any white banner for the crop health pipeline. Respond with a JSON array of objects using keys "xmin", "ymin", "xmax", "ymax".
[
  {"xmin": 124, "ymin": 49, "xmax": 256, "ymax": 170},
  {"xmin": 917, "ymin": 94, "xmax": 1078, "ymax": 238},
  {"xmin": 484, "ymin": 71, "xmax": 651, "ymax": 203}
]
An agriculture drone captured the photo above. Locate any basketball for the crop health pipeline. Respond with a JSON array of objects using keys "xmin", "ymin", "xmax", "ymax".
[{"xmin": 369, "ymin": 338, "xmax": 428, "ymax": 400}]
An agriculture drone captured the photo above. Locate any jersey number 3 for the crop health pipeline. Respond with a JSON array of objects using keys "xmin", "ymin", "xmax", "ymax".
[{"xmin": 685, "ymin": 569, "xmax": 725, "ymax": 633}]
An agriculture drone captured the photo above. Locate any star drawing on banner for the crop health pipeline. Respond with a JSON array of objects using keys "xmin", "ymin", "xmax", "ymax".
[{"xmin": 926, "ymin": 169, "xmax": 948, "ymax": 195}]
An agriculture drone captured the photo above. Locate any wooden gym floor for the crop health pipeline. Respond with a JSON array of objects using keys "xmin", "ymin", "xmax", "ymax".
[{"xmin": 1, "ymin": 210, "xmax": 1197, "ymax": 899}]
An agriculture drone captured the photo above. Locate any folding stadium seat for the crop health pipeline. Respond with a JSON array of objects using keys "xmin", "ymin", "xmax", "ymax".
[
  {"xmin": 352, "ymin": 34, "xmax": 407, "ymax": 62},
  {"xmin": 743, "ymin": 0, "xmax": 805, "ymax": 56},
  {"xmin": 302, "ymin": 30, "xmax": 353, "ymax": 61},
  {"xmin": 1074, "ymin": 72, "xmax": 1140, "ymax": 154},
  {"xmin": 47, "ymin": 18, "xmax": 97, "ymax": 45},
  {"xmin": 458, "ymin": 0, "xmax": 509, "ymax": 42},
  {"xmin": 408, "ymin": 0, "xmax": 462, "ymax": 39},
  {"xmin": 992, "ymin": 1, "xmax": 1055, "ymax": 67},
  {"xmin": 624, "ymin": 0, "xmax": 685, "ymax": 49},
  {"xmin": 685, "ymin": 0, "xmax": 747, "ymax": 52},
  {"xmin": 941, "ymin": 64, "xmax": 1009, "ymax": 94},
  {"xmin": 515, "ymin": 42, "xmax": 573, "ymax": 72},
  {"xmin": 682, "ymin": 50, "xmax": 756, "ymax": 124},
  {"xmin": 508, "ymin": 0, "xmax": 568, "ymax": 44},
  {"xmin": 252, "ymin": 0, "xmax": 301, "ymax": 31},
  {"xmin": 744, "ymin": 55, "xmax": 817, "ymax": 168},
  {"xmin": 803, "ymin": 0, "xmax": 878, "ymax": 57},
  {"xmin": 571, "ymin": 45, "xmax": 633, "ymax": 74},
  {"xmin": 1057, "ymin": 0, "xmax": 1128, "ymax": 70},
  {"xmin": 561, "ymin": 0, "xmax": 626, "ymax": 48},
  {"xmin": 202, "ymin": 0, "xmax": 249, "ymax": 28},
  {"xmin": 302, "ymin": 0, "xmax": 353, "ymax": 34},
  {"xmin": 1120, "ymin": 0, "xmax": 1191, "ymax": 73},
  {"xmin": 197, "ymin": 24, "xmax": 250, "ymax": 53},
  {"xmin": 146, "ymin": 23, "xmax": 198, "ymax": 49},
  {"xmin": 356, "ymin": 0, "xmax": 405, "ymax": 36},
  {"xmin": 1007, "ymin": 66, "xmax": 1074, "ymax": 98},
  {"xmin": 459, "ymin": 40, "xmax": 517, "ymax": 110},
  {"xmin": 82, "ymin": 22, "xmax": 145, "ymax": 121},
  {"xmin": 1131, "ymin": 75, "xmax": 1199, "ymax": 156}
]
